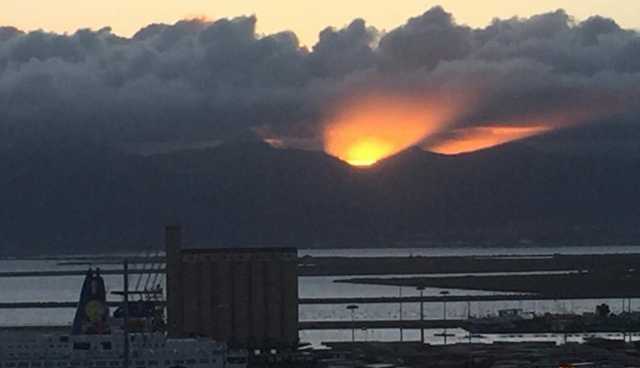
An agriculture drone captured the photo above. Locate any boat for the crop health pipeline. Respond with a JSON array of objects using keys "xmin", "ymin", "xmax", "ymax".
[
  {"xmin": 468, "ymin": 306, "xmax": 640, "ymax": 334},
  {"xmin": 468, "ymin": 308, "xmax": 537, "ymax": 333},
  {"xmin": 0, "ymin": 268, "xmax": 247, "ymax": 368}
]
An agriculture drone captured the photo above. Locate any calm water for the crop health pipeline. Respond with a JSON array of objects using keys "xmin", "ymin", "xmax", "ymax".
[{"xmin": 1, "ymin": 245, "xmax": 639, "ymax": 345}]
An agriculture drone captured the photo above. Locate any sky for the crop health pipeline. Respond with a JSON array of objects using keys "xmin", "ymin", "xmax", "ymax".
[
  {"xmin": 1, "ymin": 2, "xmax": 640, "ymax": 163},
  {"xmin": 3, "ymin": 0, "xmax": 640, "ymax": 46}
]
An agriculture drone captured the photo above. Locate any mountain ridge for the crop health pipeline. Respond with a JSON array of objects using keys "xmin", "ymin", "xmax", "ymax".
[{"xmin": 2, "ymin": 141, "xmax": 640, "ymax": 255}]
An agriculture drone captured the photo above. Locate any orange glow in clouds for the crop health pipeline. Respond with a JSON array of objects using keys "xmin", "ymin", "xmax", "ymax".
[
  {"xmin": 428, "ymin": 125, "xmax": 552, "ymax": 155},
  {"xmin": 324, "ymin": 95, "xmax": 451, "ymax": 166}
]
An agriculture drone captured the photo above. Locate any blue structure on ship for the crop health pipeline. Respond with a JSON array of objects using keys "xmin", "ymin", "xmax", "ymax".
[{"xmin": 71, "ymin": 268, "xmax": 109, "ymax": 335}]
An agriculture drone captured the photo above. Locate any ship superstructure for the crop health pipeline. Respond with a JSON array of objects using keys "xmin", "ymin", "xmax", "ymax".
[{"xmin": 0, "ymin": 266, "xmax": 247, "ymax": 368}]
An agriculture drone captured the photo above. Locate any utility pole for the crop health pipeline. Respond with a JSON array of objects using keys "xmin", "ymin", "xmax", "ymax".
[
  {"xmin": 346, "ymin": 304, "xmax": 359, "ymax": 368},
  {"xmin": 629, "ymin": 298, "xmax": 633, "ymax": 343},
  {"xmin": 347, "ymin": 305, "xmax": 359, "ymax": 344},
  {"xmin": 123, "ymin": 260, "xmax": 130, "ymax": 368},
  {"xmin": 399, "ymin": 287, "xmax": 404, "ymax": 342},
  {"xmin": 417, "ymin": 286, "xmax": 425, "ymax": 344},
  {"xmin": 622, "ymin": 298, "xmax": 627, "ymax": 342},
  {"xmin": 440, "ymin": 290, "xmax": 450, "ymax": 345},
  {"xmin": 467, "ymin": 300, "xmax": 472, "ymax": 345}
]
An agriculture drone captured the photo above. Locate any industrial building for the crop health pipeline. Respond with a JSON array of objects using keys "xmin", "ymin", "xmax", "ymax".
[{"xmin": 165, "ymin": 226, "xmax": 298, "ymax": 349}]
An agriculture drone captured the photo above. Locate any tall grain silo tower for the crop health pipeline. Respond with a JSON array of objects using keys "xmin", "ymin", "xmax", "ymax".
[{"xmin": 165, "ymin": 226, "xmax": 298, "ymax": 349}]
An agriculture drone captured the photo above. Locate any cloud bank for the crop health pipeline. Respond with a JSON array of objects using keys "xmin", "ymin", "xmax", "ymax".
[{"xmin": 1, "ymin": 7, "xmax": 639, "ymax": 154}]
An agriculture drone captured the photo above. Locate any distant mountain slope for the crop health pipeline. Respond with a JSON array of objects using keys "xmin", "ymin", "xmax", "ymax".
[{"xmin": 2, "ymin": 141, "xmax": 640, "ymax": 255}]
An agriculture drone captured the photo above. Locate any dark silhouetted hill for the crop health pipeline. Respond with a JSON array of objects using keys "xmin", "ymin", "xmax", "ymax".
[{"xmin": 2, "ymin": 140, "xmax": 640, "ymax": 255}]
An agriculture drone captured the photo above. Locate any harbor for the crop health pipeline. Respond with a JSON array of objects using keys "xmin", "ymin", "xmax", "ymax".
[
  {"xmin": 5, "ymin": 229, "xmax": 640, "ymax": 368},
  {"xmin": 4, "ymin": 238, "xmax": 640, "ymax": 345}
]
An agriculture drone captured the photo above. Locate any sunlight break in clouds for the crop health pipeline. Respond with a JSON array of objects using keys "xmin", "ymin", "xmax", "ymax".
[
  {"xmin": 323, "ymin": 94, "xmax": 456, "ymax": 166},
  {"xmin": 427, "ymin": 124, "xmax": 552, "ymax": 155}
]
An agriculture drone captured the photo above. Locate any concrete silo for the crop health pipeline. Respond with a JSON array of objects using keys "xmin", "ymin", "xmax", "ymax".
[{"xmin": 165, "ymin": 226, "xmax": 298, "ymax": 349}]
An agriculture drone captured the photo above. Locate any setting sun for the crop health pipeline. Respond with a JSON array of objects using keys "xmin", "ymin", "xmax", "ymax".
[
  {"xmin": 343, "ymin": 138, "xmax": 394, "ymax": 166},
  {"xmin": 323, "ymin": 94, "xmax": 454, "ymax": 166}
]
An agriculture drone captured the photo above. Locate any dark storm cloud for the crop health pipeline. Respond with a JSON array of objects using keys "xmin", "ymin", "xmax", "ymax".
[
  {"xmin": 309, "ymin": 19, "xmax": 377, "ymax": 78},
  {"xmin": 379, "ymin": 6, "xmax": 472, "ymax": 70},
  {"xmin": 0, "ymin": 7, "xmax": 639, "ymax": 151}
]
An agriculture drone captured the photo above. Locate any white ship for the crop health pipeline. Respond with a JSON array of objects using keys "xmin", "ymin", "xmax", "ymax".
[{"xmin": 0, "ymin": 268, "xmax": 247, "ymax": 368}]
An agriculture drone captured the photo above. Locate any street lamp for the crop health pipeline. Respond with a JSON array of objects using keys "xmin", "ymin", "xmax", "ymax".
[
  {"xmin": 399, "ymin": 286, "xmax": 404, "ymax": 342},
  {"xmin": 347, "ymin": 305, "xmax": 359, "ymax": 344},
  {"xmin": 417, "ymin": 286, "xmax": 426, "ymax": 344},
  {"xmin": 467, "ymin": 299, "xmax": 472, "ymax": 345},
  {"xmin": 440, "ymin": 290, "xmax": 450, "ymax": 345}
]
